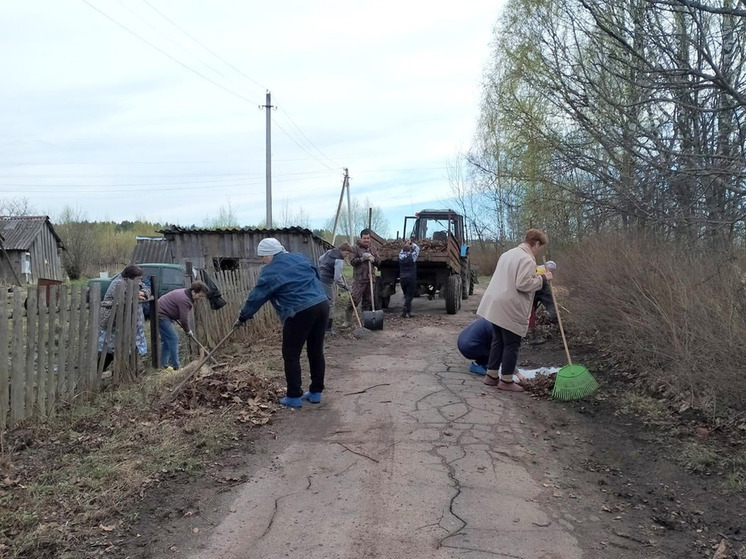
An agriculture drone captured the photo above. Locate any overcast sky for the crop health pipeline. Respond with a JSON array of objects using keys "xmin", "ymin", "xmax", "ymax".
[{"xmin": 0, "ymin": 1, "xmax": 502, "ymax": 235}]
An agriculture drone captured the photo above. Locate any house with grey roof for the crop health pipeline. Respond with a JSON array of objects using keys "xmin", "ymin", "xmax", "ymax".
[{"xmin": 0, "ymin": 216, "xmax": 65, "ymax": 285}]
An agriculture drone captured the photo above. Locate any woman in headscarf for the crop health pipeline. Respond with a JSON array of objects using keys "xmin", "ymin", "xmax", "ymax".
[{"xmin": 234, "ymin": 238, "xmax": 329, "ymax": 408}]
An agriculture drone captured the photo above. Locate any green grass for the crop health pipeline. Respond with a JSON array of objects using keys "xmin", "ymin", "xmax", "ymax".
[
  {"xmin": 616, "ymin": 393, "xmax": 670, "ymax": 426},
  {"xmin": 678, "ymin": 442, "xmax": 720, "ymax": 473},
  {"xmin": 0, "ymin": 376, "xmax": 253, "ymax": 558}
]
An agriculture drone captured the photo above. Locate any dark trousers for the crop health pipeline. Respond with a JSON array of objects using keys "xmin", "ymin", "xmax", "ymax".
[
  {"xmin": 400, "ymin": 276, "xmax": 417, "ymax": 313},
  {"xmin": 282, "ymin": 301, "xmax": 330, "ymax": 398},
  {"xmin": 487, "ymin": 324, "xmax": 522, "ymax": 376},
  {"xmin": 347, "ymin": 281, "xmax": 372, "ymax": 311}
]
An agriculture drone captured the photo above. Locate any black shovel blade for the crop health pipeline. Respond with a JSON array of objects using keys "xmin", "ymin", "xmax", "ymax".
[{"xmin": 362, "ymin": 310, "xmax": 384, "ymax": 330}]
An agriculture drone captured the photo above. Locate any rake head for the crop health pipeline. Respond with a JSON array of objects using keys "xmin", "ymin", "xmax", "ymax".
[{"xmin": 552, "ymin": 364, "xmax": 598, "ymax": 401}]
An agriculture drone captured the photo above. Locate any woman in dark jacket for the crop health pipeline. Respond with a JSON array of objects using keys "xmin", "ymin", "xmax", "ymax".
[{"xmin": 235, "ymin": 238, "xmax": 329, "ymax": 408}]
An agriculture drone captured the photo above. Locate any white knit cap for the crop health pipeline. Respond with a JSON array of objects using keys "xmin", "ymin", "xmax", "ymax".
[{"xmin": 257, "ymin": 238, "xmax": 286, "ymax": 256}]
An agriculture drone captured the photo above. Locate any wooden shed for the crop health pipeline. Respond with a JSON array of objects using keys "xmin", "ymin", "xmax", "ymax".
[
  {"xmin": 158, "ymin": 226, "xmax": 333, "ymax": 271},
  {"xmin": 0, "ymin": 216, "xmax": 65, "ymax": 285}
]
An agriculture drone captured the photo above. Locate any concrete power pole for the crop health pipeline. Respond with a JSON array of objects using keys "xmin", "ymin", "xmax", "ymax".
[{"xmin": 262, "ymin": 91, "xmax": 275, "ymax": 228}]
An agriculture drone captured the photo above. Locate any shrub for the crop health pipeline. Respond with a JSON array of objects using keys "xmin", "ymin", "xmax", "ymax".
[
  {"xmin": 469, "ymin": 242, "xmax": 503, "ymax": 276},
  {"xmin": 560, "ymin": 233, "xmax": 746, "ymax": 418}
]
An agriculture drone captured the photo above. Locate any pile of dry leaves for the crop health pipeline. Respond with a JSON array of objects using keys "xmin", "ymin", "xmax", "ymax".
[
  {"xmin": 378, "ymin": 239, "xmax": 448, "ymax": 259},
  {"xmin": 522, "ymin": 373, "xmax": 557, "ymax": 399},
  {"xmin": 164, "ymin": 366, "xmax": 284, "ymax": 426}
]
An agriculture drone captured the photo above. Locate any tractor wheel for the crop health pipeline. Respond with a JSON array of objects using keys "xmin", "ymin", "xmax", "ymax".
[
  {"xmin": 461, "ymin": 263, "xmax": 471, "ymax": 300},
  {"xmin": 445, "ymin": 275, "xmax": 460, "ymax": 315}
]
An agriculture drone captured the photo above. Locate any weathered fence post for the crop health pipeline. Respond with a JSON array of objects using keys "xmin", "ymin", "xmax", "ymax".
[
  {"xmin": 10, "ymin": 289, "xmax": 25, "ymax": 424},
  {"xmin": 0, "ymin": 292, "xmax": 9, "ymax": 433},
  {"xmin": 87, "ymin": 286, "xmax": 101, "ymax": 395},
  {"xmin": 46, "ymin": 285, "xmax": 58, "ymax": 415},
  {"xmin": 150, "ymin": 275, "xmax": 160, "ymax": 369},
  {"xmin": 24, "ymin": 289, "xmax": 37, "ymax": 414},
  {"xmin": 57, "ymin": 287, "xmax": 69, "ymax": 403}
]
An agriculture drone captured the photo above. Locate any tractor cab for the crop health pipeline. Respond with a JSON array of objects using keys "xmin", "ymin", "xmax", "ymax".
[{"xmin": 405, "ymin": 209, "xmax": 467, "ymax": 255}]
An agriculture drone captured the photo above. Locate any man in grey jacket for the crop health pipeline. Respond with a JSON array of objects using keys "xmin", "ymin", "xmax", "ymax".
[{"xmin": 318, "ymin": 242, "xmax": 354, "ymax": 333}]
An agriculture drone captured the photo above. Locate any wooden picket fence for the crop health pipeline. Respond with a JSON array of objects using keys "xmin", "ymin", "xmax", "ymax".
[
  {"xmin": 0, "ymin": 280, "xmax": 144, "ymax": 433},
  {"xmin": 1, "ymin": 268, "xmax": 272, "ymax": 433},
  {"xmin": 193, "ymin": 267, "xmax": 277, "ymax": 348}
]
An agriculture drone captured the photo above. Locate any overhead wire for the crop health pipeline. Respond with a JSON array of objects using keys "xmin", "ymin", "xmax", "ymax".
[
  {"xmin": 0, "ymin": 172, "xmax": 337, "ymax": 194},
  {"xmin": 271, "ymin": 118, "xmax": 337, "ymax": 171},
  {"xmin": 111, "ymin": 0, "xmax": 235, "ymax": 82},
  {"xmin": 133, "ymin": 2, "xmax": 341, "ymax": 175},
  {"xmin": 272, "ymin": 97, "xmax": 341, "ymax": 169},
  {"xmin": 82, "ymin": 0, "xmax": 339, "ymax": 176},
  {"xmin": 80, "ymin": 0, "xmax": 261, "ymax": 105},
  {"xmin": 139, "ymin": 0, "xmax": 267, "ymax": 91}
]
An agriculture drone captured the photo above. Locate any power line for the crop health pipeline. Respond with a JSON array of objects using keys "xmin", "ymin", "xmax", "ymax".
[
  {"xmin": 0, "ymin": 170, "xmax": 334, "ymax": 179},
  {"xmin": 273, "ymin": 102, "xmax": 341, "ymax": 169},
  {"xmin": 271, "ymin": 118, "xmax": 336, "ymax": 171},
  {"xmin": 111, "ymin": 0, "xmax": 235, "ymax": 83},
  {"xmin": 140, "ymin": 0, "xmax": 267, "ymax": 91},
  {"xmin": 0, "ymin": 172, "xmax": 337, "ymax": 194},
  {"xmin": 80, "ymin": 0, "xmax": 261, "ymax": 105}
]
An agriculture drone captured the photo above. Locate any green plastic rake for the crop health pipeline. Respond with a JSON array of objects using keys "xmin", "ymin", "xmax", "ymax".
[{"xmin": 545, "ymin": 263, "xmax": 598, "ymax": 400}]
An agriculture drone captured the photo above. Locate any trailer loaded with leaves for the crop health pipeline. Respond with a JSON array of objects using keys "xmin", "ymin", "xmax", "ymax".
[{"xmin": 376, "ymin": 209, "xmax": 472, "ymax": 314}]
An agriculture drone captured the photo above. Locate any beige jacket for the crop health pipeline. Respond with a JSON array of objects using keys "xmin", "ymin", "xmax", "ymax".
[{"xmin": 476, "ymin": 243, "xmax": 544, "ymax": 337}]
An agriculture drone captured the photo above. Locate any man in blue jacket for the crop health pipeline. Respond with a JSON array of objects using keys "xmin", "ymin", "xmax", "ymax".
[{"xmin": 234, "ymin": 238, "xmax": 330, "ymax": 408}]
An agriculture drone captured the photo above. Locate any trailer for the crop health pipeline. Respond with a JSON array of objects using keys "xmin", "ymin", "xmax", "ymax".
[{"xmin": 376, "ymin": 209, "xmax": 472, "ymax": 314}]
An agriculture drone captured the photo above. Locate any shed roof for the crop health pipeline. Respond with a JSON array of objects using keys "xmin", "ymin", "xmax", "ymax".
[
  {"xmin": 131, "ymin": 236, "xmax": 171, "ymax": 264},
  {"xmin": 0, "ymin": 216, "xmax": 65, "ymax": 251},
  {"xmin": 159, "ymin": 225, "xmax": 332, "ymax": 249}
]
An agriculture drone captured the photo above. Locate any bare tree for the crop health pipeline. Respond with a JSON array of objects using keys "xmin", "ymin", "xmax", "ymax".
[
  {"xmin": 55, "ymin": 206, "xmax": 101, "ymax": 280},
  {"xmin": 203, "ymin": 199, "xmax": 240, "ymax": 228},
  {"xmin": 0, "ymin": 197, "xmax": 35, "ymax": 216},
  {"xmin": 473, "ymin": 0, "xmax": 746, "ymax": 246},
  {"xmin": 324, "ymin": 197, "xmax": 390, "ymax": 240},
  {"xmin": 277, "ymin": 199, "xmax": 311, "ymax": 228}
]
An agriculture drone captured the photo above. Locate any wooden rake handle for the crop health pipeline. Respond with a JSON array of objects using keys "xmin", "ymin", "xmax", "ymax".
[
  {"xmin": 349, "ymin": 291, "xmax": 364, "ymax": 328},
  {"xmin": 543, "ymin": 257, "xmax": 572, "ymax": 366},
  {"xmin": 368, "ymin": 260, "xmax": 376, "ymax": 312},
  {"xmin": 189, "ymin": 334, "xmax": 220, "ymax": 366},
  {"xmin": 160, "ymin": 327, "xmax": 237, "ymax": 406}
]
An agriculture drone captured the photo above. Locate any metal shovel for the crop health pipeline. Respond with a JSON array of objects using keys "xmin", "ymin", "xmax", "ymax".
[{"xmin": 362, "ymin": 261, "xmax": 384, "ymax": 330}]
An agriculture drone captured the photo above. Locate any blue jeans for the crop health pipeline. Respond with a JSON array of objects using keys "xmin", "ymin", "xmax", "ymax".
[{"xmin": 159, "ymin": 319, "xmax": 180, "ymax": 368}]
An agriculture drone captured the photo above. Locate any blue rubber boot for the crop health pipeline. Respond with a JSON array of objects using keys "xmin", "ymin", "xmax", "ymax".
[
  {"xmin": 469, "ymin": 362, "xmax": 487, "ymax": 376},
  {"xmin": 278, "ymin": 396, "xmax": 302, "ymax": 408},
  {"xmin": 303, "ymin": 391, "xmax": 322, "ymax": 404}
]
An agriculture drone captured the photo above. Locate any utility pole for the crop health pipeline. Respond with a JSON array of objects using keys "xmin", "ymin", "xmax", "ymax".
[
  {"xmin": 262, "ymin": 91, "xmax": 275, "ymax": 228},
  {"xmin": 345, "ymin": 169, "xmax": 354, "ymax": 245},
  {"xmin": 331, "ymin": 168, "xmax": 349, "ymax": 246}
]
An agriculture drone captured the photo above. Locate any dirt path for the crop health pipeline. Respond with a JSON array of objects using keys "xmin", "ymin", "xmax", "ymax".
[{"xmin": 123, "ymin": 288, "xmax": 743, "ymax": 559}]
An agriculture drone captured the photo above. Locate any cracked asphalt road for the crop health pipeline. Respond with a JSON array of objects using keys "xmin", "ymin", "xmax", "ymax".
[{"xmin": 183, "ymin": 291, "xmax": 584, "ymax": 559}]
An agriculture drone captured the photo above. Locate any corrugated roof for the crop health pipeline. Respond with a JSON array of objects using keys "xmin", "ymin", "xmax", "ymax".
[
  {"xmin": 131, "ymin": 237, "xmax": 172, "ymax": 264},
  {"xmin": 160, "ymin": 225, "xmax": 315, "ymax": 235},
  {"xmin": 159, "ymin": 225, "xmax": 332, "ymax": 249},
  {"xmin": 0, "ymin": 215, "xmax": 65, "ymax": 251}
]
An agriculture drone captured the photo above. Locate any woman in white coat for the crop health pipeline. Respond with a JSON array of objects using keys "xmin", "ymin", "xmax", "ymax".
[{"xmin": 476, "ymin": 229, "xmax": 553, "ymax": 392}]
